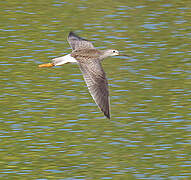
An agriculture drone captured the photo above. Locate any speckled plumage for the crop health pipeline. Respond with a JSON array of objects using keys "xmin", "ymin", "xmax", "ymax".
[
  {"xmin": 39, "ymin": 31, "xmax": 121, "ymax": 119},
  {"xmin": 71, "ymin": 48, "xmax": 110, "ymax": 119},
  {"xmin": 67, "ymin": 32, "xmax": 120, "ymax": 119}
]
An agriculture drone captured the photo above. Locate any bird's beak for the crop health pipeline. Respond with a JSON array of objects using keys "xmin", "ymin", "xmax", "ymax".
[
  {"xmin": 38, "ymin": 63, "xmax": 54, "ymax": 68},
  {"xmin": 119, "ymin": 54, "xmax": 128, "ymax": 57}
]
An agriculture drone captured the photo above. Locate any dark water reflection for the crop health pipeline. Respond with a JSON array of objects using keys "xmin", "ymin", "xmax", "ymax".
[{"xmin": 1, "ymin": 0, "xmax": 191, "ymax": 179}]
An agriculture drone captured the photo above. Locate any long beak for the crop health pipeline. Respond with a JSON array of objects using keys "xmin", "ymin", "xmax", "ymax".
[
  {"xmin": 38, "ymin": 63, "xmax": 54, "ymax": 68},
  {"xmin": 119, "ymin": 54, "xmax": 128, "ymax": 57}
]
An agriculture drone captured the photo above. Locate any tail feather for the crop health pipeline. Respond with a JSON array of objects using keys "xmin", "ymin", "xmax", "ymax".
[
  {"xmin": 52, "ymin": 54, "xmax": 77, "ymax": 66},
  {"xmin": 52, "ymin": 56, "xmax": 68, "ymax": 66}
]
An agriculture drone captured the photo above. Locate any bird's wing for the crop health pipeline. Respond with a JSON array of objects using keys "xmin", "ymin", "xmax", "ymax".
[
  {"xmin": 77, "ymin": 59, "xmax": 110, "ymax": 119},
  {"xmin": 67, "ymin": 32, "xmax": 95, "ymax": 50}
]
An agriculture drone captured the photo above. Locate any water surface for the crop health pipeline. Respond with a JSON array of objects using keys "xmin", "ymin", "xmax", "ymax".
[{"xmin": 0, "ymin": 0, "xmax": 191, "ymax": 179}]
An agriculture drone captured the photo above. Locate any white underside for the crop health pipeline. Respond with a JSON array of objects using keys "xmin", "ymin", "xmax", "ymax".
[{"xmin": 52, "ymin": 54, "xmax": 77, "ymax": 66}]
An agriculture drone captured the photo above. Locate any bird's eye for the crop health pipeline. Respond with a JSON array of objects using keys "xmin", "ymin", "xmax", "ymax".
[{"xmin": 112, "ymin": 50, "xmax": 116, "ymax": 53}]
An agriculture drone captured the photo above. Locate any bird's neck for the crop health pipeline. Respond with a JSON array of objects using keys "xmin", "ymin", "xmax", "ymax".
[{"xmin": 100, "ymin": 50, "xmax": 110, "ymax": 60}]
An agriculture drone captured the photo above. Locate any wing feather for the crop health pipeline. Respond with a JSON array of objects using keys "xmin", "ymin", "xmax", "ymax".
[
  {"xmin": 78, "ymin": 60, "xmax": 110, "ymax": 119},
  {"xmin": 67, "ymin": 32, "xmax": 95, "ymax": 50}
]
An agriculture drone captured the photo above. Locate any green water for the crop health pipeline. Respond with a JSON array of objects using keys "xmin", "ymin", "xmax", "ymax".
[{"xmin": 1, "ymin": 0, "xmax": 191, "ymax": 179}]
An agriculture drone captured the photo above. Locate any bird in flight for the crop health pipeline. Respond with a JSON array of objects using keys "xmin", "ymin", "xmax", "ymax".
[{"xmin": 39, "ymin": 32, "xmax": 123, "ymax": 119}]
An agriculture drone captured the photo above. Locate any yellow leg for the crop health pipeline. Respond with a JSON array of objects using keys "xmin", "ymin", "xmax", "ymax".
[{"xmin": 38, "ymin": 63, "xmax": 54, "ymax": 68}]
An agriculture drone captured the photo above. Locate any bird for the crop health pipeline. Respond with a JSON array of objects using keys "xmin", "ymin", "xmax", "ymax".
[{"xmin": 38, "ymin": 31, "xmax": 123, "ymax": 119}]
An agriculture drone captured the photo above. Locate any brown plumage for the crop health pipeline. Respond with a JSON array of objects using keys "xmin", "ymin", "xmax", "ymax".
[
  {"xmin": 38, "ymin": 31, "xmax": 121, "ymax": 119},
  {"xmin": 71, "ymin": 49, "xmax": 110, "ymax": 119}
]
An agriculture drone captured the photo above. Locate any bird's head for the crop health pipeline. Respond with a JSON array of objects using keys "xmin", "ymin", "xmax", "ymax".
[{"xmin": 106, "ymin": 49, "xmax": 120, "ymax": 56}]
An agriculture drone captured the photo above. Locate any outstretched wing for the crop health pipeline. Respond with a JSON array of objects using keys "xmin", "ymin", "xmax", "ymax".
[
  {"xmin": 78, "ymin": 60, "xmax": 110, "ymax": 119},
  {"xmin": 67, "ymin": 32, "xmax": 95, "ymax": 50}
]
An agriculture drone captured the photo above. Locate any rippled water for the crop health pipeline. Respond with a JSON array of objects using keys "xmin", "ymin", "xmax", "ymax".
[{"xmin": 1, "ymin": 0, "xmax": 191, "ymax": 179}]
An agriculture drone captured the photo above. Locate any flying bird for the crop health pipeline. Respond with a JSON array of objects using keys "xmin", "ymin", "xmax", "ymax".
[{"xmin": 39, "ymin": 32, "xmax": 124, "ymax": 119}]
